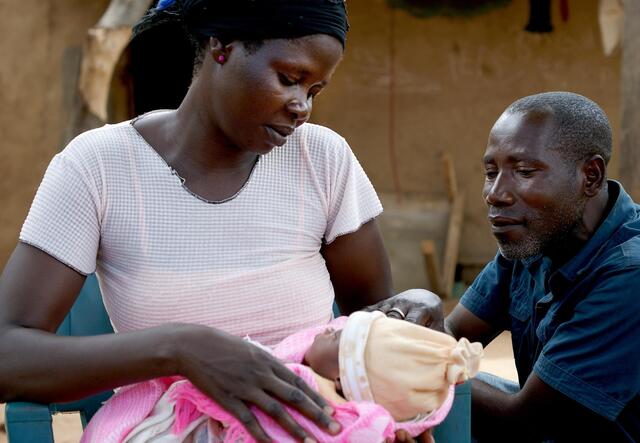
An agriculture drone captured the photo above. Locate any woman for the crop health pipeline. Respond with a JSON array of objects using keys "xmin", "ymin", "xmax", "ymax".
[{"xmin": 0, "ymin": 1, "xmax": 442, "ymax": 441}]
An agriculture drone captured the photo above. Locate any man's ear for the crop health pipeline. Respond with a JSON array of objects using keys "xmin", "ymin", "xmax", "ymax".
[{"xmin": 582, "ymin": 155, "xmax": 606, "ymax": 197}]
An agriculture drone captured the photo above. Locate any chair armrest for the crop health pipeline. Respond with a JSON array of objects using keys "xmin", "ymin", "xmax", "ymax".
[
  {"xmin": 5, "ymin": 401, "xmax": 54, "ymax": 443},
  {"xmin": 433, "ymin": 381, "xmax": 471, "ymax": 443},
  {"xmin": 51, "ymin": 390, "xmax": 113, "ymax": 427}
]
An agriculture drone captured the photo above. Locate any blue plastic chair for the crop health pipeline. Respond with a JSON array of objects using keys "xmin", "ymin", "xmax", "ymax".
[
  {"xmin": 5, "ymin": 280, "xmax": 470, "ymax": 442},
  {"xmin": 435, "ymin": 382, "xmax": 471, "ymax": 441},
  {"xmin": 4, "ymin": 275, "xmax": 114, "ymax": 442}
]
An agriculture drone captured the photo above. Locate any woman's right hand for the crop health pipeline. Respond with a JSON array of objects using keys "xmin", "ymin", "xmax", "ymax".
[
  {"xmin": 173, "ymin": 324, "xmax": 341, "ymax": 443},
  {"xmin": 0, "ymin": 244, "xmax": 336, "ymax": 442}
]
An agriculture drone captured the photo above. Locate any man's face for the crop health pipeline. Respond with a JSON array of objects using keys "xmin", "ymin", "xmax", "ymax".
[{"xmin": 482, "ymin": 111, "xmax": 586, "ymax": 260}]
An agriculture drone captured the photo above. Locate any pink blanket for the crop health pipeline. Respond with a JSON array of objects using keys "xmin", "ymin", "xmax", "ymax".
[{"xmin": 81, "ymin": 318, "xmax": 454, "ymax": 442}]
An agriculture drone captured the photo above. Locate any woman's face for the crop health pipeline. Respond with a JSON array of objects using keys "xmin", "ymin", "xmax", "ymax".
[
  {"xmin": 304, "ymin": 328, "xmax": 341, "ymax": 380},
  {"xmin": 206, "ymin": 34, "xmax": 343, "ymax": 154}
]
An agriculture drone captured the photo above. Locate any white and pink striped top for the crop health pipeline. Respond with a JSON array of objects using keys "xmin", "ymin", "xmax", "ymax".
[{"xmin": 20, "ymin": 121, "xmax": 382, "ymax": 345}]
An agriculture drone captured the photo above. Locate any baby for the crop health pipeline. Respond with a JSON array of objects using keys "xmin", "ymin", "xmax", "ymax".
[
  {"xmin": 83, "ymin": 311, "xmax": 483, "ymax": 442},
  {"xmin": 303, "ymin": 311, "xmax": 483, "ymax": 423}
]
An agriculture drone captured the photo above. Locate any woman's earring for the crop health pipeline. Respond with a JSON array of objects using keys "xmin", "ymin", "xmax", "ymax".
[{"xmin": 217, "ymin": 55, "xmax": 226, "ymax": 64}]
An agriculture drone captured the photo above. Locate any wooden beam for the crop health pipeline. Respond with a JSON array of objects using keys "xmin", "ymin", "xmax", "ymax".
[
  {"xmin": 441, "ymin": 194, "xmax": 465, "ymax": 298},
  {"xmin": 620, "ymin": 0, "xmax": 640, "ymax": 199},
  {"xmin": 97, "ymin": 0, "xmax": 153, "ymax": 28},
  {"xmin": 442, "ymin": 153, "xmax": 458, "ymax": 203},
  {"xmin": 421, "ymin": 154, "xmax": 465, "ymax": 299},
  {"xmin": 63, "ymin": 0, "xmax": 153, "ymax": 140},
  {"xmin": 422, "ymin": 240, "xmax": 443, "ymax": 297},
  {"xmin": 78, "ymin": 0, "xmax": 153, "ymax": 122}
]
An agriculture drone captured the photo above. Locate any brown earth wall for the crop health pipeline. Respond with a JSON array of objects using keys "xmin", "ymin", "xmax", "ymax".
[
  {"xmin": 313, "ymin": 0, "xmax": 621, "ymax": 265},
  {"xmin": 0, "ymin": 0, "xmax": 621, "ymax": 268},
  {"xmin": 0, "ymin": 0, "xmax": 111, "ymax": 267}
]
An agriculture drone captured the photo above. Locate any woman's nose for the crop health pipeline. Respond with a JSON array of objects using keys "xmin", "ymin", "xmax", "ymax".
[
  {"xmin": 484, "ymin": 174, "xmax": 515, "ymax": 207},
  {"xmin": 286, "ymin": 94, "xmax": 312, "ymax": 123}
]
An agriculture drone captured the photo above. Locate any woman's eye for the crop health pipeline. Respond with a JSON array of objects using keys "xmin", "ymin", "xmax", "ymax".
[{"xmin": 278, "ymin": 73, "xmax": 297, "ymax": 86}]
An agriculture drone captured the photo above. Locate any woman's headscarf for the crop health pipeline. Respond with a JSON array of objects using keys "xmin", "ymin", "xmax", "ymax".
[{"xmin": 135, "ymin": 0, "xmax": 349, "ymax": 48}]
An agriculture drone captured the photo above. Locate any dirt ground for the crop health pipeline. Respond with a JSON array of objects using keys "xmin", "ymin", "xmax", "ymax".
[{"xmin": 0, "ymin": 332, "xmax": 517, "ymax": 443}]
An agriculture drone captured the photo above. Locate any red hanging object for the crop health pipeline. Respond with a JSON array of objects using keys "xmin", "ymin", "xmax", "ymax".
[{"xmin": 560, "ymin": 0, "xmax": 569, "ymax": 22}]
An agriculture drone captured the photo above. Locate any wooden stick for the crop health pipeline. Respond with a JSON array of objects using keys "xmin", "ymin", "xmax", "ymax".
[
  {"xmin": 422, "ymin": 240, "xmax": 444, "ymax": 298},
  {"xmin": 442, "ymin": 194, "xmax": 465, "ymax": 297},
  {"xmin": 442, "ymin": 153, "xmax": 458, "ymax": 203},
  {"xmin": 421, "ymin": 155, "xmax": 464, "ymax": 299}
]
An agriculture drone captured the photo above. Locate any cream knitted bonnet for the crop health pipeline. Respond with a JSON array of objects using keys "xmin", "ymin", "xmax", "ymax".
[{"xmin": 338, "ymin": 311, "xmax": 483, "ymax": 422}]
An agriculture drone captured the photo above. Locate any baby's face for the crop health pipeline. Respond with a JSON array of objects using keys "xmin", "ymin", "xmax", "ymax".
[{"xmin": 304, "ymin": 328, "xmax": 341, "ymax": 380}]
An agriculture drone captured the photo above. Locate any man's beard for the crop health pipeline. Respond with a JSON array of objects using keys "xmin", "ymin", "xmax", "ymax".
[{"xmin": 497, "ymin": 196, "xmax": 587, "ymax": 261}]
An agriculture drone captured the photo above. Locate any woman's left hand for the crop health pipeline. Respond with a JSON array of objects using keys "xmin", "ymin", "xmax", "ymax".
[{"xmin": 364, "ymin": 289, "xmax": 444, "ymax": 331}]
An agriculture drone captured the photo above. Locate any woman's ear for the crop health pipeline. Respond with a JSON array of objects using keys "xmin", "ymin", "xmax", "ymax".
[
  {"xmin": 209, "ymin": 37, "xmax": 230, "ymax": 64},
  {"xmin": 582, "ymin": 155, "xmax": 606, "ymax": 197}
]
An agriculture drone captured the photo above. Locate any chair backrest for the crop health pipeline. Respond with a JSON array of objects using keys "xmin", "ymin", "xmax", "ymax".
[
  {"xmin": 56, "ymin": 274, "xmax": 113, "ymax": 337},
  {"xmin": 51, "ymin": 274, "xmax": 115, "ymax": 422},
  {"xmin": 5, "ymin": 275, "xmax": 115, "ymax": 443}
]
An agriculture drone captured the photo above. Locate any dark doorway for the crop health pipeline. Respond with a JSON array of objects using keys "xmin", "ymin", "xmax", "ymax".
[
  {"xmin": 108, "ymin": 21, "xmax": 195, "ymax": 122},
  {"xmin": 129, "ymin": 23, "xmax": 195, "ymax": 115}
]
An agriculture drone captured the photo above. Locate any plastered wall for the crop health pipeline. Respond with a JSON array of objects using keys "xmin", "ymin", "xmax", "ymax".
[
  {"xmin": 313, "ymin": 0, "xmax": 621, "ymax": 264},
  {"xmin": 0, "ymin": 0, "xmax": 111, "ymax": 267},
  {"xmin": 0, "ymin": 0, "xmax": 621, "ymax": 269}
]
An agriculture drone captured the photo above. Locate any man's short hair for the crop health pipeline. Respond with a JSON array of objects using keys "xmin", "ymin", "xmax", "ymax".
[{"xmin": 506, "ymin": 91, "xmax": 612, "ymax": 165}]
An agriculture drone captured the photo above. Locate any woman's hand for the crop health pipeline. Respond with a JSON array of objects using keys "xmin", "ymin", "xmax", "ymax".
[
  {"xmin": 174, "ymin": 324, "xmax": 340, "ymax": 442},
  {"xmin": 365, "ymin": 289, "xmax": 445, "ymax": 331}
]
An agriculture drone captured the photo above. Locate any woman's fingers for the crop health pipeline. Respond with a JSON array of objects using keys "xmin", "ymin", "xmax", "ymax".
[
  {"xmin": 269, "ymin": 367, "xmax": 341, "ymax": 434},
  {"xmin": 252, "ymin": 391, "xmax": 318, "ymax": 443},
  {"xmin": 180, "ymin": 330, "xmax": 338, "ymax": 441},
  {"xmin": 203, "ymin": 372, "xmax": 325, "ymax": 442},
  {"xmin": 217, "ymin": 392, "xmax": 273, "ymax": 443}
]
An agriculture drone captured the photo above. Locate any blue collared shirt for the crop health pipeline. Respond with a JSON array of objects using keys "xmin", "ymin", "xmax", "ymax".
[{"xmin": 461, "ymin": 181, "xmax": 639, "ymax": 440}]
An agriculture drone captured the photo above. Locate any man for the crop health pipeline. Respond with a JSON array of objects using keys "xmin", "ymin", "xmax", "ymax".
[{"xmin": 446, "ymin": 92, "xmax": 639, "ymax": 441}]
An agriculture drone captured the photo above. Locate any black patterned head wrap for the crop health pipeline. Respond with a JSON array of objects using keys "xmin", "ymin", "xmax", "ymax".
[{"xmin": 134, "ymin": 0, "xmax": 349, "ymax": 48}]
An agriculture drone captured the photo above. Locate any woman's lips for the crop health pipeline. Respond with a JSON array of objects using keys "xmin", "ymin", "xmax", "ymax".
[
  {"xmin": 264, "ymin": 126, "xmax": 285, "ymax": 146},
  {"xmin": 269, "ymin": 124, "xmax": 295, "ymax": 137},
  {"xmin": 265, "ymin": 125, "xmax": 295, "ymax": 146}
]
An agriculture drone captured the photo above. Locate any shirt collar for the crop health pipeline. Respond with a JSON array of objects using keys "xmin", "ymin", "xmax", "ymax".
[
  {"xmin": 521, "ymin": 253, "xmax": 543, "ymax": 268},
  {"xmin": 556, "ymin": 180, "xmax": 636, "ymax": 281}
]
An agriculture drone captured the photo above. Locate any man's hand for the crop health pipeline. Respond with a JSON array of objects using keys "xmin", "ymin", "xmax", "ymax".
[
  {"xmin": 365, "ymin": 289, "xmax": 444, "ymax": 331},
  {"xmin": 389, "ymin": 428, "xmax": 433, "ymax": 443}
]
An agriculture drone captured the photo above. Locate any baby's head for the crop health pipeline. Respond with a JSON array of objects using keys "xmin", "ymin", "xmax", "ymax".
[
  {"xmin": 304, "ymin": 327, "xmax": 342, "ymax": 381},
  {"xmin": 305, "ymin": 311, "xmax": 483, "ymax": 422}
]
